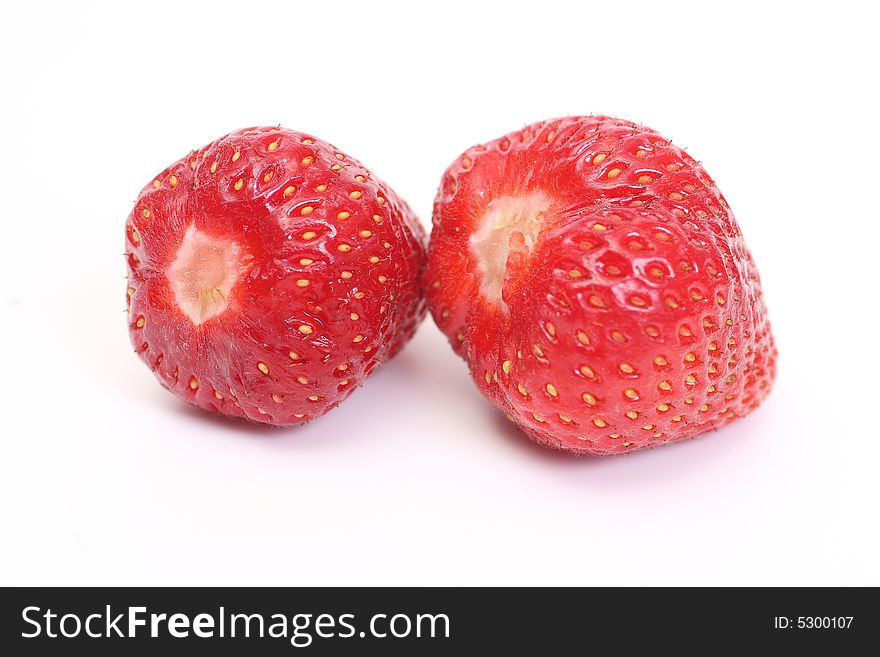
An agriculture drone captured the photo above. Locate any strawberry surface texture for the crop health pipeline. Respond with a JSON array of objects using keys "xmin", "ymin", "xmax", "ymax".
[
  {"xmin": 126, "ymin": 127, "xmax": 427, "ymax": 425},
  {"xmin": 426, "ymin": 116, "xmax": 776, "ymax": 455}
]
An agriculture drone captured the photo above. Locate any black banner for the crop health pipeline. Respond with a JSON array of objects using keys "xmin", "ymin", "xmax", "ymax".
[{"xmin": 1, "ymin": 587, "xmax": 875, "ymax": 654}]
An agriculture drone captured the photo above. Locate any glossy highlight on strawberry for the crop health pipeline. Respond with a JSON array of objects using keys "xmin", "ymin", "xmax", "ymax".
[
  {"xmin": 126, "ymin": 127, "xmax": 426, "ymax": 426},
  {"xmin": 426, "ymin": 116, "xmax": 776, "ymax": 455}
]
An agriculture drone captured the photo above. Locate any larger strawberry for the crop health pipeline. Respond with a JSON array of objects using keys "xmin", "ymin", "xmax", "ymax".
[
  {"xmin": 126, "ymin": 126, "xmax": 426, "ymax": 425},
  {"xmin": 426, "ymin": 116, "xmax": 776, "ymax": 455}
]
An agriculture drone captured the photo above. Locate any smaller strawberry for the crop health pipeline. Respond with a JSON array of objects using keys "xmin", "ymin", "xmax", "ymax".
[
  {"xmin": 426, "ymin": 116, "xmax": 776, "ymax": 455},
  {"xmin": 126, "ymin": 127, "xmax": 426, "ymax": 426}
]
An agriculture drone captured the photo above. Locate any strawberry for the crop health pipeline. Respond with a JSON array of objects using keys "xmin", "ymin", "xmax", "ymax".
[
  {"xmin": 426, "ymin": 116, "xmax": 776, "ymax": 455},
  {"xmin": 126, "ymin": 126, "xmax": 426, "ymax": 425}
]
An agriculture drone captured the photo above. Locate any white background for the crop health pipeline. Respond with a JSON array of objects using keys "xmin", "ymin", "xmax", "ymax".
[{"xmin": 2, "ymin": 1, "xmax": 878, "ymax": 586}]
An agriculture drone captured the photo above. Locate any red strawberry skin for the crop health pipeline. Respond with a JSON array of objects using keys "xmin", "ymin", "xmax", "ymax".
[
  {"xmin": 126, "ymin": 127, "xmax": 426, "ymax": 425},
  {"xmin": 426, "ymin": 116, "xmax": 776, "ymax": 455}
]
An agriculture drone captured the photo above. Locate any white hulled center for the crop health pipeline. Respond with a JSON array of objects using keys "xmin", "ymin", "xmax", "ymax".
[
  {"xmin": 469, "ymin": 192, "xmax": 550, "ymax": 306},
  {"xmin": 167, "ymin": 225, "xmax": 241, "ymax": 325}
]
